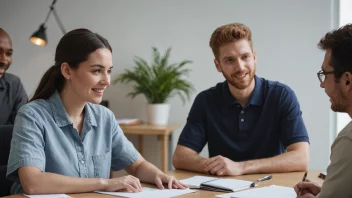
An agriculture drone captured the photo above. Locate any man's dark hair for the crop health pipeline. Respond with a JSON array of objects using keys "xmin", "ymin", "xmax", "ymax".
[{"xmin": 318, "ymin": 24, "xmax": 352, "ymax": 80}]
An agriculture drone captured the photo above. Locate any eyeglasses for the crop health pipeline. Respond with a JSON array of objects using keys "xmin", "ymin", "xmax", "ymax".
[{"xmin": 317, "ymin": 70, "xmax": 335, "ymax": 83}]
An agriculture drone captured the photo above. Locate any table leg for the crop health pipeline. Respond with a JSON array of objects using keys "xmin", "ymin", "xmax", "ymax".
[
  {"xmin": 168, "ymin": 134, "xmax": 173, "ymax": 170},
  {"xmin": 138, "ymin": 135, "xmax": 144, "ymax": 155},
  {"xmin": 158, "ymin": 135, "xmax": 168, "ymax": 172}
]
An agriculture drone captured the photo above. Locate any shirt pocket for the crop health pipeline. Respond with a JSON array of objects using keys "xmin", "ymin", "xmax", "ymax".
[{"xmin": 92, "ymin": 150, "xmax": 111, "ymax": 178}]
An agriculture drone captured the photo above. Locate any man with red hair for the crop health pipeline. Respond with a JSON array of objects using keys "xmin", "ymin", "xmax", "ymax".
[{"xmin": 173, "ymin": 23, "xmax": 309, "ymax": 176}]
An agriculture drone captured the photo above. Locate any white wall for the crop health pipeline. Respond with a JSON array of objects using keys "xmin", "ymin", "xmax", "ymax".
[
  {"xmin": 337, "ymin": 0, "xmax": 352, "ymax": 133},
  {"xmin": 0, "ymin": 0, "xmax": 338, "ymax": 170}
]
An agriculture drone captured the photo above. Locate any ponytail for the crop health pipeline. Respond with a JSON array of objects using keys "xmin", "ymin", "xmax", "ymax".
[{"xmin": 29, "ymin": 65, "xmax": 65, "ymax": 102}]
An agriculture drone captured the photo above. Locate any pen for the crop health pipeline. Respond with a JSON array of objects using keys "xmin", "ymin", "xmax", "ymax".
[
  {"xmin": 298, "ymin": 172, "xmax": 308, "ymax": 196},
  {"xmin": 257, "ymin": 175, "xmax": 272, "ymax": 182},
  {"xmin": 250, "ymin": 175, "xmax": 272, "ymax": 187}
]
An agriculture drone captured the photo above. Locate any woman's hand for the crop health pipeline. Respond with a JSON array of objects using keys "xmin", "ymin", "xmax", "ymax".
[
  {"xmin": 154, "ymin": 173, "xmax": 188, "ymax": 189},
  {"xmin": 102, "ymin": 175, "xmax": 142, "ymax": 192}
]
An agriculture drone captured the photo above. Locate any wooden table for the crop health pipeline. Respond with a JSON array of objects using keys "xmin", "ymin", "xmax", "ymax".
[
  {"xmin": 120, "ymin": 124, "xmax": 180, "ymax": 172},
  {"xmin": 5, "ymin": 170, "xmax": 324, "ymax": 198},
  {"xmin": 166, "ymin": 170, "xmax": 324, "ymax": 198}
]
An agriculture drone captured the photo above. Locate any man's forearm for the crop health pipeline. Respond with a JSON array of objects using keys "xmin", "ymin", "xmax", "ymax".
[
  {"xmin": 240, "ymin": 150, "xmax": 309, "ymax": 174},
  {"xmin": 173, "ymin": 153, "xmax": 208, "ymax": 173}
]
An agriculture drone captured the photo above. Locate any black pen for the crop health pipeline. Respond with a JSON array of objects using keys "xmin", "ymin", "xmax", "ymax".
[
  {"xmin": 250, "ymin": 175, "xmax": 272, "ymax": 187},
  {"xmin": 298, "ymin": 172, "xmax": 308, "ymax": 196}
]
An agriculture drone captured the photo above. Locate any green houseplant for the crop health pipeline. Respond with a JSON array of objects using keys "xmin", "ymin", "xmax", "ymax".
[{"xmin": 113, "ymin": 47, "xmax": 195, "ymax": 125}]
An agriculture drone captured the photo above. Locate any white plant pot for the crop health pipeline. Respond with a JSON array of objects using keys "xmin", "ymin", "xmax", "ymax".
[{"xmin": 146, "ymin": 103, "xmax": 170, "ymax": 125}]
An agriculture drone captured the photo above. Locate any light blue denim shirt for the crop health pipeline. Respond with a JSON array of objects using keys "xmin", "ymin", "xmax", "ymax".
[{"xmin": 7, "ymin": 91, "xmax": 140, "ymax": 194}]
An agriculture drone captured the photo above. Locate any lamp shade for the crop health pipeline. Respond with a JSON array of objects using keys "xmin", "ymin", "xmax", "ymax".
[{"xmin": 30, "ymin": 24, "xmax": 47, "ymax": 46}]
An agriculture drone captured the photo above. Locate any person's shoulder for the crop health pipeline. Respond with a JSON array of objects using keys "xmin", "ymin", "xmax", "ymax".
[
  {"xmin": 264, "ymin": 78, "xmax": 294, "ymax": 94},
  {"xmin": 4, "ymin": 72, "xmax": 19, "ymax": 79},
  {"xmin": 337, "ymin": 121, "xmax": 352, "ymax": 141},
  {"xmin": 331, "ymin": 122, "xmax": 352, "ymax": 158},
  {"xmin": 86, "ymin": 102, "xmax": 111, "ymax": 113},
  {"xmin": 86, "ymin": 102, "xmax": 114, "ymax": 120},
  {"xmin": 17, "ymin": 99, "xmax": 50, "ymax": 117},
  {"xmin": 197, "ymin": 81, "xmax": 226, "ymax": 99},
  {"xmin": 3, "ymin": 72, "xmax": 21, "ymax": 83}
]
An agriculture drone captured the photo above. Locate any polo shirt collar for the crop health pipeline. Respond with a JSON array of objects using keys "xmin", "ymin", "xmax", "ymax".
[
  {"xmin": 248, "ymin": 76, "xmax": 264, "ymax": 106},
  {"xmin": 223, "ymin": 75, "xmax": 264, "ymax": 106},
  {"xmin": 49, "ymin": 91, "xmax": 97, "ymax": 127}
]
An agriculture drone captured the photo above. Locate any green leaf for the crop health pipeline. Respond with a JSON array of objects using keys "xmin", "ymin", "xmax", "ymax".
[{"xmin": 112, "ymin": 47, "xmax": 195, "ymax": 104}]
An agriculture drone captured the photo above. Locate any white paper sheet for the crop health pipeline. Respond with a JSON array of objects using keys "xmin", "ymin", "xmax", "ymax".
[
  {"xmin": 179, "ymin": 176, "xmax": 219, "ymax": 188},
  {"xmin": 206, "ymin": 178, "xmax": 253, "ymax": 191},
  {"xmin": 96, "ymin": 187, "xmax": 197, "ymax": 198},
  {"xmin": 116, "ymin": 118, "xmax": 140, "ymax": 124},
  {"xmin": 24, "ymin": 194, "xmax": 71, "ymax": 198},
  {"xmin": 215, "ymin": 185, "xmax": 296, "ymax": 198}
]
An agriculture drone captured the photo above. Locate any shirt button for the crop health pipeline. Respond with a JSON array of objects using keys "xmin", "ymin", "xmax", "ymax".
[
  {"xmin": 81, "ymin": 160, "xmax": 85, "ymax": 164},
  {"xmin": 241, "ymin": 110, "xmax": 244, "ymax": 114},
  {"xmin": 241, "ymin": 118, "xmax": 244, "ymax": 122}
]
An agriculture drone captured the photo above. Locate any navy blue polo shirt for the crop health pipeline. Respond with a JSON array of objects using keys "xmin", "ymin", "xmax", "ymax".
[{"xmin": 178, "ymin": 76, "xmax": 309, "ymax": 161}]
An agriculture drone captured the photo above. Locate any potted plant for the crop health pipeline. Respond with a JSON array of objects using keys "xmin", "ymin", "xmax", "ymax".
[{"xmin": 113, "ymin": 47, "xmax": 195, "ymax": 125}]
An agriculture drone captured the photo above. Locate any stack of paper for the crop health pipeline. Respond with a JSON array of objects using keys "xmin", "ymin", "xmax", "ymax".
[
  {"xmin": 116, "ymin": 118, "xmax": 143, "ymax": 126},
  {"xmin": 180, "ymin": 176, "xmax": 218, "ymax": 188},
  {"xmin": 215, "ymin": 185, "xmax": 296, "ymax": 198},
  {"xmin": 96, "ymin": 187, "xmax": 196, "ymax": 198},
  {"xmin": 180, "ymin": 176, "xmax": 253, "ymax": 192}
]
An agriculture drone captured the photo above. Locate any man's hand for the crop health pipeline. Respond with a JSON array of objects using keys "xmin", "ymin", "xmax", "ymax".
[
  {"xmin": 204, "ymin": 155, "xmax": 244, "ymax": 176},
  {"xmin": 293, "ymin": 179, "xmax": 321, "ymax": 197},
  {"xmin": 102, "ymin": 175, "xmax": 142, "ymax": 192},
  {"xmin": 154, "ymin": 173, "xmax": 188, "ymax": 189}
]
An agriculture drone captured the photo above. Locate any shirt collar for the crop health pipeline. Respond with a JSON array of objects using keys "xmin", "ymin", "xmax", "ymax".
[
  {"xmin": 247, "ymin": 76, "xmax": 264, "ymax": 106},
  {"xmin": 49, "ymin": 91, "xmax": 97, "ymax": 127},
  {"xmin": 0, "ymin": 76, "xmax": 5, "ymax": 89},
  {"xmin": 85, "ymin": 103, "xmax": 97, "ymax": 127},
  {"xmin": 223, "ymin": 75, "xmax": 264, "ymax": 107}
]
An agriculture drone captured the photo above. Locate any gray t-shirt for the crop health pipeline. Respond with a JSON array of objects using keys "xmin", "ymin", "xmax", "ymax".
[
  {"xmin": 318, "ymin": 121, "xmax": 352, "ymax": 198},
  {"xmin": 0, "ymin": 72, "xmax": 28, "ymax": 125},
  {"xmin": 7, "ymin": 91, "xmax": 140, "ymax": 194}
]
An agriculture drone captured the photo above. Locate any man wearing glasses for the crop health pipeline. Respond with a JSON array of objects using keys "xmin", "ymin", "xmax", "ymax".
[
  {"xmin": 317, "ymin": 70, "xmax": 335, "ymax": 84},
  {"xmin": 294, "ymin": 24, "xmax": 352, "ymax": 197}
]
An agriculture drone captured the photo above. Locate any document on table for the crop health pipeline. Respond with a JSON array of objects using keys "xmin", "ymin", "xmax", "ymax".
[
  {"xmin": 96, "ymin": 187, "xmax": 197, "ymax": 198},
  {"xmin": 215, "ymin": 185, "xmax": 296, "ymax": 198},
  {"xmin": 179, "ymin": 175, "xmax": 218, "ymax": 188},
  {"xmin": 180, "ymin": 175, "xmax": 253, "ymax": 192},
  {"xmin": 24, "ymin": 194, "xmax": 71, "ymax": 198}
]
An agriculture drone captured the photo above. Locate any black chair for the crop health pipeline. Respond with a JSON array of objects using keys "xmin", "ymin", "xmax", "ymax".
[{"xmin": 0, "ymin": 125, "xmax": 14, "ymax": 196}]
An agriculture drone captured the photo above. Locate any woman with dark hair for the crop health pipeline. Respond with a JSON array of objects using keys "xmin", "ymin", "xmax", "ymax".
[{"xmin": 6, "ymin": 28, "xmax": 187, "ymax": 195}]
